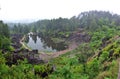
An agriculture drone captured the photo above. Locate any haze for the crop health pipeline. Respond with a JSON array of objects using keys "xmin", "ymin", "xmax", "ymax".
[{"xmin": 0, "ymin": 0, "xmax": 120, "ymax": 23}]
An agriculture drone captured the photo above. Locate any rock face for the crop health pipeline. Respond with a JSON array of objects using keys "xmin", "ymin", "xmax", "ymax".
[
  {"xmin": 11, "ymin": 34, "xmax": 23, "ymax": 49},
  {"xmin": 68, "ymin": 32, "xmax": 91, "ymax": 43},
  {"xmin": 4, "ymin": 34, "xmax": 44, "ymax": 65}
]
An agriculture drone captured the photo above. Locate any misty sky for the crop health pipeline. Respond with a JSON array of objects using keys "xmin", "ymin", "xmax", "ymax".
[{"xmin": 0, "ymin": 0, "xmax": 120, "ymax": 22}]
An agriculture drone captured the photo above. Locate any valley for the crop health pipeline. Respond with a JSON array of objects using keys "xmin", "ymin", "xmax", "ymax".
[{"xmin": 0, "ymin": 11, "xmax": 120, "ymax": 79}]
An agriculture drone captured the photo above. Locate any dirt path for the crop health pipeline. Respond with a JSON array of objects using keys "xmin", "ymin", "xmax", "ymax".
[{"xmin": 20, "ymin": 35, "xmax": 32, "ymax": 51}]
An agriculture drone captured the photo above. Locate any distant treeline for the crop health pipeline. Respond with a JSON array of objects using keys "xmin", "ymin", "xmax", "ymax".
[{"xmin": 9, "ymin": 11, "xmax": 120, "ymax": 37}]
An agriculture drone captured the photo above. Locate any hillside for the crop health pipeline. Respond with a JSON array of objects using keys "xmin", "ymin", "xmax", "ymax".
[{"xmin": 0, "ymin": 11, "xmax": 120, "ymax": 79}]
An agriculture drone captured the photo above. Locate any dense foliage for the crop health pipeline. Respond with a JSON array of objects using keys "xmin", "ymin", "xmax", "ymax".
[
  {"xmin": 49, "ymin": 26, "xmax": 120, "ymax": 79},
  {"xmin": 10, "ymin": 23, "xmax": 30, "ymax": 34},
  {"xmin": 0, "ymin": 21, "xmax": 10, "ymax": 50},
  {"xmin": 30, "ymin": 17, "xmax": 79, "ymax": 38},
  {"xmin": 78, "ymin": 11, "xmax": 120, "ymax": 30}
]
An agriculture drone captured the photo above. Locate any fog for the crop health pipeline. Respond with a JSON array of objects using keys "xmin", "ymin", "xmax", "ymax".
[{"xmin": 0, "ymin": 0, "xmax": 120, "ymax": 23}]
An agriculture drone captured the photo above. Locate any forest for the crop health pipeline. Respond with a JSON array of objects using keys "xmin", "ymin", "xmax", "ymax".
[{"xmin": 0, "ymin": 11, "xmax": 120, "ymax": 79}]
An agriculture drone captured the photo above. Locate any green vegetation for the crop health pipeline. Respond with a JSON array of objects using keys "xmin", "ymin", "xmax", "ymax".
[
  {"xmin": 1, "ymin": 11, "xmax": 120, "ymax": 79},
  {"xmin": 48, "ymin": 25, "xmax": 120, "ymax": 79},
  {"xmin": 0, "ymin": 21, "xmax": 11, "ymax": 50},
  {"xmin": 10, "ymin": 23, "xmax": 30, "ymax": 34}
]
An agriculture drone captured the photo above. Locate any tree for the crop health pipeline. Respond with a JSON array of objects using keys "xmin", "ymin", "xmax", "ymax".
[{"xmin": 0, "ymin": 21, "xmax": 10, "ymax": 50}]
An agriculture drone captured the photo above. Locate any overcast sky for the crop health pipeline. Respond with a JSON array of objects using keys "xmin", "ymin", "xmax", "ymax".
[{"xmin": 0, "ymin": 0, "xmax": 120, "ymax": 22}]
